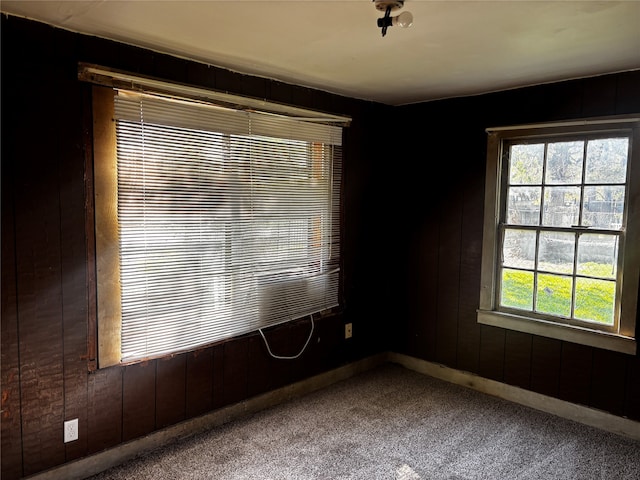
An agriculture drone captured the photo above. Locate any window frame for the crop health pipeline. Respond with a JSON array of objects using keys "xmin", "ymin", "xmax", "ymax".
[
  {"xmin": 85, "ymin": 66, "xmax": 350, "ymax": 368},
  {"xmin": 478, "ymin": 116, "xmax": 640, "ymax": 355}
]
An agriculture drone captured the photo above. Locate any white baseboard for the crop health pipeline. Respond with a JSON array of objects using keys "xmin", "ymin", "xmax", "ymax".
[{"xmin": 388, "ymin": 352, "xmax": 640, "ymax": 441}]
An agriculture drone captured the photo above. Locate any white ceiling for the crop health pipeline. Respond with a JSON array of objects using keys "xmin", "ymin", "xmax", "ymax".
[{"xmin": 3, "ymin": 1, "xmax": 640, "ymax": 106}]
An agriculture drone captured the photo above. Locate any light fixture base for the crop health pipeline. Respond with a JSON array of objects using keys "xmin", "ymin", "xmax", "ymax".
[{"xmin": 373, "ymin": 0, "xmax": 405, "ymax": 12}]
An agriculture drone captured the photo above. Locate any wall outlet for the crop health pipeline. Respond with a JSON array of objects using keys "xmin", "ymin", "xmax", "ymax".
[
  {"xmin": 64, "ymin": 418, "xmax": 78, "ymax": 443},
  {"xmin": 345, "ymin": 323, "xmax": 353, "ymax": 339}
]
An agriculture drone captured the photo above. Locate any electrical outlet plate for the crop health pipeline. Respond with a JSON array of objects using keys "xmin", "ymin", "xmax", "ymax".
[
  {"xmin": 64, "ymin": 418, "xmax": 78, "ymax": 443},
  {"xmin": 345, "ymin": 323, "xmax": 353, "ymax": 339}
]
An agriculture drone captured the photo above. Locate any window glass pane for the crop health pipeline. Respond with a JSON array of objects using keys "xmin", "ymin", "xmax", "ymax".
[
  {"xmin": 538, "ymin": 231, "xmax": 575, "ymax": 274},
  {"xmin": 507, "ymin": 186, "xmax": 541, "ymax": 225},
  {"xmin": 545, "ymin": 141, "xmax": 584, "ymax": 184},
  {"xmin": 542, "ymin": 186, "xmax": 580, "ymax": 227},
  {"xmin": 503, "ymin": 228, "xmax": 536, "ymax": 269},
  {"xmin": 500, "ymin": 268, "xmax": 533, "ymax": 310},
  {"xmin": 574, "ymin": 277, "xmax": 615, "ymax": 325},
  {"xmin": 509, "ymin": 144, "xmax": 544, "ymax": 184},
  {"xmin": 577, "ymin": 234, "xmax": 618, "ymax": 279},
  {"xmin": 582, "ymin": 186, "xmax": 625, "ymax": 229},
  {"xmin": 585, "ymin": 138, "xmax": 629, "ymax": 184},
  {"xmin": 535, "ymin": 273, "xmax": 572, "ymax": 317}
]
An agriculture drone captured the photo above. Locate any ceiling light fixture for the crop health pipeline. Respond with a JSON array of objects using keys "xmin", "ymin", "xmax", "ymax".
[{"xmin": 374, "ymin": 0, "xmax": 413, "ymax": 37}]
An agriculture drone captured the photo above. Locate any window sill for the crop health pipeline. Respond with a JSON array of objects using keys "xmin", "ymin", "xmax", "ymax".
[{"xmin": 477, "ymin": 309, "xmax": 636, "ymax": 355}]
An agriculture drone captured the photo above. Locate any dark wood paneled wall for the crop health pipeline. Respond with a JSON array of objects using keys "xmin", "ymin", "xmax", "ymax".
[
  {"xmin": 1, "ymin": 16, "xmax": 385, "ymax": 479},
  {"xmin": 396, "ymin": 70, "xmax": 640, "ymax": 422}
]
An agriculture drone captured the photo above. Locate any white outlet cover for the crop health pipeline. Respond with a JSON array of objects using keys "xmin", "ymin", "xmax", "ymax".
[{"xmin": 64, "ymin": 418, "xmax": 79, "ymax": 443}]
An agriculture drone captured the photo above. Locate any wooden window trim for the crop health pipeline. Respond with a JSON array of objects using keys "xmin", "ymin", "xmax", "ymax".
[
  {"xmin": 90, "ymin": 85, "xmax": 122, "ymax": 368},
  {"xmin": 478, "ymin": 116, "xmax": 640, "ymax": 355}
]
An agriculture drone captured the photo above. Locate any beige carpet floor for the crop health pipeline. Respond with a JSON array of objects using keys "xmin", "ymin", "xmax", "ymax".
[{"xmin": 86, "ymin": 363, "xmax": 640, "ymax": 480}]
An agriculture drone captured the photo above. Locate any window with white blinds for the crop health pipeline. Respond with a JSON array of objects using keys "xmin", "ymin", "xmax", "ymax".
[{"xmin": 99, "ymin": 88, "xmax": 343, "ymax": 364}]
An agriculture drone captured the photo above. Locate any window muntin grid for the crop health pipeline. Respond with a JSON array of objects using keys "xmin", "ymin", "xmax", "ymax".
[{"xmin": 497, "ymin": 134, "xmax": 629, "ymax": 330}]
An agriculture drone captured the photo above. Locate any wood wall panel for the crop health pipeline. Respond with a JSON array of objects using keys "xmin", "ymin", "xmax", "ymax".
[
  {"xmin": 529, "ymin": 337, "xmax": 561, "ymax": 397},
  {"xmin": 407, "ymin": 223, "xmax": 440, "ymax": 361},
  {"xmin": 268, "ymin": 80, "xmax": 294, "ymax": 106},
  {"xmin": 15, "ymin": 75, "xmax": 67, "ymax": 476},
  {"xmin": 246, "ymin": 318, "xmax": 322, "ymax": 395},
  {"xmin": 558, "ymin": 343, "xmax": 593, "ymax": 406},
  {"xmin": 221, "ymin": 339, "xmax": 249, "ymax": 406},
  {"xmin": 253, "ymin": 318, "xmax": 319, "ymax": 392},
  {"xmin": 616, "ymin": 70, "xmax": 640, "ymax": 113},
  {"xmin": 539, "ymin": 81, "xmax": 584, "ymax": 120},
  {"xmin": 478, "ymin": 325, "xmax": 505, "ymax": 382},
  {"xmin": 122, "ymin": 362, "xmax": 156, "ymax": 441},
  {"xmin": 115, "ymin": 42, "xmax": 156, "ymax": 77},
  {"xmin": 53, "ymin": 26, "xmax": 80, "ymax": 81},
  {"xmin": 1, "ymin": 112, "xmax": 24, "ymax": 478},
  {"xmin": 212, "ymin": 345, "xmax": 225, "ymax": 410},
  {"xmin": 487, "ymin": 86, "xmax": 546, "ymax": 127},
  {"xmin": 307, "ymin": 314, "xmax": 344, "ymax": 374},
  {"xmin": 185, "ymin": 348, "xmax": 214, "ymax": 418},
  {"xmin": 256, "ymin": 326, "xmax": 292, "ymax": 391},
  {"xmin": 271, "ymin": 320, "xmax": 316, "ymax": 386},
  {"xmin": 435, "ymin": 193, "xmax": 462, "ymax": 367},
  {"xmin": 11, "ymin": 16, "xmax": 54, "ymax": 71},
  {"xmin": 590, "ymin": 349, "xmax": 627, "ymax": 416},
  {"xmin": 187, "ymin": 62, "xmax": 216, "ymax": 90},
  {"xmin": 57, "ymin": 51, "xmax": 91, "ymax": 462},
  {"xmin": 0, "ymin": 326, "xmax": 22, "ymax": 479},
  {"xmin": 77, "ymin": 33, "xmax": 121, "ymax": 73},
  {"xmin": 304, "ymin": 317, "xmax": 327, "ymax": 377},
  {"xmin": 215, "ymin": 68, "xmax": 244, "ymax": 95},
  {"xmin": 152, "ymin": 54, "xmax": 189, "ymax": 85},
  {"xmin": 241, "ymin": 74, "xmax": 268, "ymax": 100},
  {"xmin": 581, "ymin": 75, "xmax": 617, "ymax": 117},
  {"xmin": 503, "ymin": 331, "xmax": 532, "ymax": 390},
  {"xmin": 87, "ymin": 367, "xmax": 123, "ymax": 455},
  {"xmin": 456, "ymin": 170, "xmax": 485, "ymax": 374},
  {"xmin": 156, "ymin": 355, "xmax": 187, "ymax": 429},
  {"xmin": 247, "ymin": 336, "xmax": 272, "ymax": 397},
  {"xmin": 625, "ymin": 356, "xmax": 640, "ymax": 419},
  {"xmin": 291, "ymin": 84, "xmax": 314, "ymax": 110},
  {"xmin": 485, "ymin": 80, "xmax": 583, "ymax": 126},
  {"xmin": 289, "ymin": 320, "xmax": 316, "ymax": 384}
]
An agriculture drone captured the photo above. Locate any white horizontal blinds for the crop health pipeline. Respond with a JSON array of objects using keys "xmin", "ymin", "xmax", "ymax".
[
  {"xmin": 114, "ymin": 90, "xmax": 342, "ymax": 361},
  {"xmin": 115, "ymin": 91, "xmax": 343, "ymax": 145}
]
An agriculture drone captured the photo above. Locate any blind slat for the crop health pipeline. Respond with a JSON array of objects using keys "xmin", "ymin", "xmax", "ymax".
[{"xmin": 116, "ymin": 91, "xmax": 343, "ymax": 146}]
